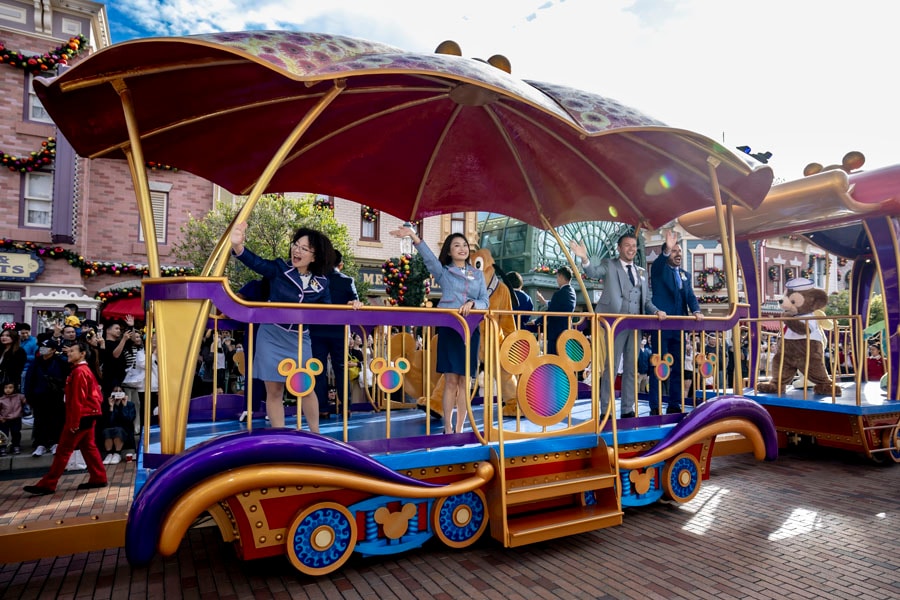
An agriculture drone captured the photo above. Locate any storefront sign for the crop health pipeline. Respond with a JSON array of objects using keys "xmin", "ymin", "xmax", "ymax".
[{"xmin": 0, "ymin": 249, "xmax": 44, "ymax": 282}]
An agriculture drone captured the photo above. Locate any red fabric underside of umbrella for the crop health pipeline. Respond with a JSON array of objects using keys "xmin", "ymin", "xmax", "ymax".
[{"xmin": 101, "ymin": 297, "xmax": 144, "ymax": 321}]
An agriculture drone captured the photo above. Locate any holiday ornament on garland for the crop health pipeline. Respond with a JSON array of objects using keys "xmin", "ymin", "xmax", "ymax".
[
  {"xmin": 382, "ymin": 253, "xmax": 431, "ymax": 307},
  {"xmin": 1, "ymin": 137, "xmax": 55, "ymax": 172},
  {"xmin": 696, "ymin": 267, "xmax": 726, "ymax": 293},
  {"xmin": 0, "ymin": 35, "xmax": 87, "ymax": 74},
  {"xmin": 0, "ymin": 239, "xmax": 192, "ymax": 278},
  {"xmin": 2, "ymin": 136, "xmax": 175, "ymax": 174},
  {"xmin": 362, "ymin": 205, "xmax": 379, "ymax": 222}
]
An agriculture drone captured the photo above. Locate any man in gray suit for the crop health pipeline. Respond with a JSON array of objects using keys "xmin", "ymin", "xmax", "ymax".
[{"xmin": 570, "ymin": 234, "xmax": 665, "ymax": 418}]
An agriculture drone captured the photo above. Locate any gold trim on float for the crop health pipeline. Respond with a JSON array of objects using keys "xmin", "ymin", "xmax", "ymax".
[
  {"xmin": 679, "ymin": 169, "xmax": 890, "ymax": 242},
  {"xmin": 615, "ymin": 418, "xmax": 769, "ymax": 470},
  {"xmin": 157, "ymin": 462, "xmax": 495, "ymax": 556}
]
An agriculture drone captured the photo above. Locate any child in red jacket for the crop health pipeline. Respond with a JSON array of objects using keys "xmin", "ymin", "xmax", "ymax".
[{"xmin": 24, "ymin": 339, "xmax": 107, "ymax": 495}]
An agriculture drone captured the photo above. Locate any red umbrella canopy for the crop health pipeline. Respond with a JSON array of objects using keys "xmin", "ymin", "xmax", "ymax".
[
  {"xmin": 35, "ymin": 31, "xmax": 772, "ymax": 229},
  {"xmin": 101, "ymin": 296, "xmax": 144, "ymax": 321}
]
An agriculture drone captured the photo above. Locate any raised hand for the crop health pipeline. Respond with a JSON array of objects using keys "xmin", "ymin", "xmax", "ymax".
[
  {"xmin": 665, "ymin": 229, "xmax": 678, "ymax": 250},
  {"xmin": 568, "ymin": 239, "xmax": 587, "ymax": 261},
  {"xmin": 124, "ymin": 314, "xmax": 135, "ymax": 328},
  {"xmin": 231, "ymin": 222, "xmax": 248, "ymax": 249},
  {"xmin": 388, "ymin": 226, "xmax": 414, "ymax": 239}
]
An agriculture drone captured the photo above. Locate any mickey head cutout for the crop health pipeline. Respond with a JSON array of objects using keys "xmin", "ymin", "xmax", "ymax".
[
  {"xmin": 278, "ymin": 357, "xmax": 324, "ymax": 398},
  {"xmin": 374, "ymin": 503, "xmax": 417, "ymax": 540},
  {"xmin": 650, "ymin": 353, "xmax": 675, "ymax": 380},
  {"xmin": 369, "ymin": 356, "xmax": 411, "ymax": 394},
  {"xmin": 499, "ymin": 329, "xmax": 591, "ymax": 427}
]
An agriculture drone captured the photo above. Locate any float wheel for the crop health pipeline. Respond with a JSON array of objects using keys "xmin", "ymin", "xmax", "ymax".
[
  {"xmin": 285, "ymin": 502, "xmax": 357, "ymax": 576},
  {"xmin": 662, "ymin": 453, "xmax": 701, "ymax": 503},
  {"xmin": 431, "ymin": 489, "xmax": 488, "ymax": 548},
  {"xmin": 879, "ymin": 420, "xmax": 900, "ymax": 465}
]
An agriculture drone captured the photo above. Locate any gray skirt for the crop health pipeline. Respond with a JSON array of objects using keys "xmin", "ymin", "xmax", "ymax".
[{"xmin": 252, "ymin": 323, "xmax": 313, "ymax": 382}]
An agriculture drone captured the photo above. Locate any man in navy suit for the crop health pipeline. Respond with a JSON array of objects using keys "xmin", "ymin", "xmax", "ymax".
[
  {"xmin": 648, "ymin": 230, "xmax": 703, "ymax": 414},
  {"xmin": 536, "ymin": 266, "xmax": 576, "ymax": 354},
  {"xmin": 310, "ymin": 250, "xmax": 360, "ymax": 417}
]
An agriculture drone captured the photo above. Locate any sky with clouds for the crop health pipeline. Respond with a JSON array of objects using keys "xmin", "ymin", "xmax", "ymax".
[{"xmin": 102, "ymin": 0, "xmax": 899, "ymax": 183}]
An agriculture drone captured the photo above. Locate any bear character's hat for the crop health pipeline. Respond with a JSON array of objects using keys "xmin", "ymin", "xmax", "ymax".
[{"xmin": 785, "ymin": 277, "xmax": 814, "ymax": 292}]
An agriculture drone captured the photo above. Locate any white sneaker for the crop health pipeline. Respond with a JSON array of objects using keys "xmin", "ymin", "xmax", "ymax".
[
  {"xmin": 110, "ymin": 453, "xmax": 122, "ymax": 465},
  {"xmin": 103, "ymin": 453, "xmax": 114, "ymax": 465},
  {"xmin": 32, "ymin": 445, "xmax": 47, "ymax": 457},
  {"xmin": 50, "ymin": 444, "xmax": 58, "ymax": 455},
  {"xmin": 238, "ymin": 410, "xmax": 248, "ymax": 422}
]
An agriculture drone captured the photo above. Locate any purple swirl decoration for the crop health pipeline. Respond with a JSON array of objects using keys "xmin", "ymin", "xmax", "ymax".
[
  {"xmin": 643, "ymin": 396, "xmax": 778, "ymax": 461},
  {"xmin": 125, "ymin": 429, "xmax": 439, "ymax": 565}
]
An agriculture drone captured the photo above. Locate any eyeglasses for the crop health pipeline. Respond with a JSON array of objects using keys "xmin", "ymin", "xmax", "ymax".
[{"xmin": 291, "ymin": 242, "xmax": 314, "ymax": 255}]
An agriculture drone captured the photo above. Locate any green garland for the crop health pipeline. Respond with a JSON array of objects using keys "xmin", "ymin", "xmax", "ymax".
[
  {"xmin": 2, "ymin": 137, "xmax": 55, "ymax": 172},
  {"xmin": 382, "ymin": 253, "xmax": 431, "ymax": 307},
  {"xmin": 697, "ymin": 267, "xmax": 725, "ymax": 292},
  {"xmin": 0, "ymin": 35, "xmax": 87, "ymax": 74},
  {"xmin": 95, "ymin": 286, "xmax": 142, "ymax": 304},
  {"xmin": 2, "ymin": 136, "xmax": 176, "ymax": 173},
  {"xmin": 0, "ymin": 239, "xmax": 193, "ymax": 278},
  {"xmin": 362, "ymin": 205, "xmax": 379, "ymax": 222}
]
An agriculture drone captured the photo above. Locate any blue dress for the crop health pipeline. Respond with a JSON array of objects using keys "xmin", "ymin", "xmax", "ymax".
[
  {"xmin": 414, "ymin": 241, "xmax": 489, "ymax": 376},
  {"xmin": 234, "ymin": 248, "xmax": 330, "ymax": 381}
]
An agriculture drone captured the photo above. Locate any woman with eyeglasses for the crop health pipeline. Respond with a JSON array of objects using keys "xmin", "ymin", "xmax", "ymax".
[{"xmin": 230, "ymin": 222, "xmax": 334, "ymax": 432}]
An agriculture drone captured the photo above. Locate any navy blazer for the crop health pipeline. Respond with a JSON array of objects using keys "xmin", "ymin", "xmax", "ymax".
[
  {"xmin": 545, "ymin": 283, "xmax": 576, "ymax": 352},
  {"xmin": 310, "ymin": 269, "xmax": 359, "ymax": 338},
  {"xmin": 234, "ymin": 247, "xmax": 330, "ymax": 329},
  {"xmin": 650, "ymin": 253, "xmax": 700, "ymax": 317}
]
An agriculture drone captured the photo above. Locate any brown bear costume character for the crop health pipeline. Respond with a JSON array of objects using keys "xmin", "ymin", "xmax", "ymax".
[{"xmin": 757, "ymin": 277, "xmax": 841, "ymax": 396}]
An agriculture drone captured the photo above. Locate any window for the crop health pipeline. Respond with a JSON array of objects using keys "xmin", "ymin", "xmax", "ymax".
[
  {"xmin": 692, "ymin": 254, "xmax": 705, "ymax": 273},
  {"xmin": 139, "ymin": 183, "xmax": 170, "ymax": 243},
  {"xmin": 27, "ymin": 74, "xmax": 53, "ymax": 123},
  {"xmin": 360, "ymin": 206, "xmax": 380, "ymax": 241},
  {"xmin": 61, "ymin": 18, "xmax": 83, "ymax": 36},
  {"xmin": 23, "ymin": 172, "xmax": 53, "ymax": 228},
  {"xmin": 0, "ymin": 5, "xmax": 26, "ymax": 23},
  {"xmin": 451, "ymin": 212, "xmax": 465, "ymax": 235}
]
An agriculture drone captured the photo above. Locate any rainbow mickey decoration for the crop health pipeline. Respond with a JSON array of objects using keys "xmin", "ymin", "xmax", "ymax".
[
  {"xmin": 0, "ymin": 34, "xmax": 87, "ymax": 74},
  {"xmin": 382, "ymin": 253, "xmax": 430, "ymax": 307}
]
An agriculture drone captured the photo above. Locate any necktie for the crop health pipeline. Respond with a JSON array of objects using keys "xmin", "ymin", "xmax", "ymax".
[
  {"xmin": 626, "ymin": 264, "xmax": 636, "ymax": 287},
  {"xmin": 673, "ymin": 267, "xmax": 682, "ymax": 290}
]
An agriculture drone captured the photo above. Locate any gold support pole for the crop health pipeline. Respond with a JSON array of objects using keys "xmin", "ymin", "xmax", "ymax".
[
  {"xmin": 708, "ymin": 158, "xmax": 744, "ymax": 391},
  {"xmin": 113, "ymin": 81, "xmax": 160, "ymax": 277},
  {"xmin": 204, "ymin": 79, "xmax": 347, "ymax": 277}
]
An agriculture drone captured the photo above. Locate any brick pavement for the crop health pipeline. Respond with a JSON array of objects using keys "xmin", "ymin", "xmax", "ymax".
[{"xmin": 1, "ymin": 448, "xmax": 898, "ymax": 599}]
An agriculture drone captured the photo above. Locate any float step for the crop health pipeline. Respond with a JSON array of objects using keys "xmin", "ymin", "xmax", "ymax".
[
  {"xmin": 504, "ymin": 504, "xmax": 622, "ymax": 547},
  {"xmin": 504, "ymin": 469, "xmax": 617, "ymax": 505}
]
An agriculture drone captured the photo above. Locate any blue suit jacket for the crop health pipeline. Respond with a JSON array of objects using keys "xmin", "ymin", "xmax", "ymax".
[
  {"xmin": 310, "ymin": 269, "xmax": 359, "ymax": 338},
  {"xmin": 545, "ymin": 283, "xmax": 576, "ymax": 352},
  {"xmin": 650, "ymin": 253, "xmax": 700, "ymax": 317}
]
